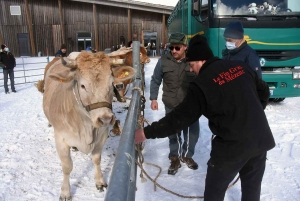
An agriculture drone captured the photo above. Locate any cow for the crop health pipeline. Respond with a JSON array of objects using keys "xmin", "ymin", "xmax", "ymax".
[
  {"xmin": 36, "ymin": 46, "xmax": 150, "ymax": 102},
  {"xmin": 107, "ymin": 46, "xmax": 150, "ymax": 101},
  {"xmin": 42, "ymin": 51, "xmax": 135, "ymax": 200}
]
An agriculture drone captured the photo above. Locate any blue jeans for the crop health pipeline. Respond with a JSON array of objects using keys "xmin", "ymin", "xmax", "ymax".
[
  {"xmin": 3, "ymin": 69, "xmax": 15, "ymax": 92},
  {"xmin": 165, "ymin": 106, "xmax": 200, "ymax": 158}
]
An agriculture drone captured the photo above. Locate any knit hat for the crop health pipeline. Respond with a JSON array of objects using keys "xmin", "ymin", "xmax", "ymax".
[
  {"xmin": 223, "ymin": 21, "xmax": 244, "ymax": 39},
  {"xmin": 1, "ymin": 44, "xmax": 7, "ymax": 49},
  {"xmin": 169, "ymin": 33, "xmax": 188, "ymax": 45},
  {"xmin": 61, "ymin": 44, "xmax": 67, "ymax": 49},
  {"xmin": 186, "ymin": 35, "xmax": 214, "ymax": 62}
]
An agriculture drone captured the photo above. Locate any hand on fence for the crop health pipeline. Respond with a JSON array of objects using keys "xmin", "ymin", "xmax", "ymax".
[{"xmin": 135, "ymin": 128, "xmax": 146, "ymax": 144}]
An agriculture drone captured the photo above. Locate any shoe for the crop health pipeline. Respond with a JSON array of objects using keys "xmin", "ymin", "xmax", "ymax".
[
  {"xmin": 12, "ymin": 90, "xmax": 16, "ymax": 93},
  {"xmin": 168, "ymin": 156, "xmax": 181, "ymax": 175},
  {"xmin": 181, "ymin": 155, "xmax": 198, "ymax": 170},
  {"xmin": 5, "ymin": 91, "xmax": 9, "ymax": 94}
]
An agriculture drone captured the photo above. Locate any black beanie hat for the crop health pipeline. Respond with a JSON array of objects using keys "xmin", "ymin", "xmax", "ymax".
[
  {"xmin": 61, "ymin": 44, "xmax": 67, "ymax": 49},
  {"xmin": 223, "ymin": 21, "xmax": 244, "ymax": 39},
  {"xmin": 1, "ymin": 44, "xmax": 7, "ymax": 49},
  {"xmin": 186, "ymin": 35, "xmax": 214, "ymax": 62}
]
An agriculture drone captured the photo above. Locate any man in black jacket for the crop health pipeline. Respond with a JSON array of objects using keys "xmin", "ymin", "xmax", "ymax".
[
  {"xmin": 0, "ymin": 44, "xmax": 16, "ymax": 94},
  {"xmin": 135, "ymin": 35, "xmax": 275, "ymax": 201},
  {"xmin": 55, "ymin": 44, "xmax": 67, "ymax": 57}
]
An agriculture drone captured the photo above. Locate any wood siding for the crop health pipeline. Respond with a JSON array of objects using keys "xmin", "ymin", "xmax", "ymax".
[{"xmin": 0, "ymin": 0, "xmax": 169, "ymax": 57}]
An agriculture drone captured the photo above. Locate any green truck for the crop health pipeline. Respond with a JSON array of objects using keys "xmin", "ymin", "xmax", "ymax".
[{"xmin": 168, "ymin": 0, "xmax": 300, "ymax": 102}]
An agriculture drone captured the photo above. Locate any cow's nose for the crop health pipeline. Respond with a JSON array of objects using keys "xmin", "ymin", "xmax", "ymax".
[{"xmin": 98, "ymin": 114, "xmax": 114, "ymax": 126}]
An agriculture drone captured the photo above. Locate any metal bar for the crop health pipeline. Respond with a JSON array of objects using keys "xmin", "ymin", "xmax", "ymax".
[
  {"xmin": 126, "ymin": 140, "xmax": 138, "ymax": 201},
  {"xmin": 133, "ymin": 41, "xmax": 141, "ymax": 79},
  {"xmin": 105, "ymin": 41, "xmax": 141, "ymax": 201}
]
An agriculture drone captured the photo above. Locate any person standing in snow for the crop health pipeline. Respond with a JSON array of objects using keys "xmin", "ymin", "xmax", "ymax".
[
  {"xmin": 149, "ymin": 32, "xmax": 200, "ymax": 175},
  {"xmin": 222, "ymin": 21, "xmax": 262, "ymax": 78},
  {"xmin": 136, "ymin": 34, "xmax": 275, "ymax": 200},
  {"xmin": 0, "ymin": 44, "xmax": 16, "ymax": 94}
]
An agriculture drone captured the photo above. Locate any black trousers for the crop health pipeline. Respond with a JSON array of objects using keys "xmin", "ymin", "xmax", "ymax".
[
  {"xmin": 3, "ymin": 69, "xmax": 15, "ymax": 92},
  {"xmin": 204, "ymin": 152, "xmax": 267, "ymax": 201}
]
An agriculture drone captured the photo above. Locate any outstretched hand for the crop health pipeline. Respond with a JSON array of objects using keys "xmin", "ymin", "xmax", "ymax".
[{"xmin": 135, "ymin": 128, "xmax": 146, "ymax": 144}]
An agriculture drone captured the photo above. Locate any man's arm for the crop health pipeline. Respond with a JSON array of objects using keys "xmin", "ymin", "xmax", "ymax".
[
  {"xmin": 145, "ymin": 83, "xmax": 206, "ymax": 139},
  {"xmin": 150, "ymin": 58, "xmax": 163, "ymax": 100},
  {"xmin": 255, "ymin": 75, "xmax": 270, "ymax": 109},
  {"xmin": 247, "ymin": 51, "xmax": 262, "ymax": 78}
]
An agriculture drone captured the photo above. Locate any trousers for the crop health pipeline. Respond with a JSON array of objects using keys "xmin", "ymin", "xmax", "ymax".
[
  {"xmin": 204, "ymin": 152, "xmax": 267, "ymax": 201},
  {"xmin": 3, "ymin": 69, "xmax": 15, "ymax": 92},
  {"xmin": 165, "ymin": 106, "xmax": 200, "ymax": 158}
]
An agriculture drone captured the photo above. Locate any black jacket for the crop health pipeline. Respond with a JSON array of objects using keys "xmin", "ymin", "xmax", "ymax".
[
  {"xmin": 0, "ymin": 51, "xmax": 16, "ymax": 69},
  {"xmin": 144, "ymin": 57, "xmax": 275, "ymax": 162},
  {"xmin": 55, "ymin": 49, "xmax": 67, "ymax": 57},
  {"xmin": 222, "ymin": 41, "xmax": 262, "ymax": 78}
]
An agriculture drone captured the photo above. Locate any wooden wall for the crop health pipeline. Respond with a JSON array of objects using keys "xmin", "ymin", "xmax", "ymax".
[{"xmin": 0, "ymin": 0, "xmax": 169, "ymax": 57}]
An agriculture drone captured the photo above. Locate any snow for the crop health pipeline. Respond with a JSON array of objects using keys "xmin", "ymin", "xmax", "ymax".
[{"xmin": 0, "ymin": 57, "xmax": 300, "ymax": 201}]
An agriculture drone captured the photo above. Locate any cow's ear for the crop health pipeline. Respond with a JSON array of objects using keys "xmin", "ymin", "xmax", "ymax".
[
  {"xmin": 112, "ymin": 66, "xmax": 136, "ymax": 82},
  {"xmin": 48, "ymin": 70, "xmax": 74, "ymax": 83}
]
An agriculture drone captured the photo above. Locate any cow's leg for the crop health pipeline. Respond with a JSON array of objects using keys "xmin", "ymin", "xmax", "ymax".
[
  {"xmin": 55, "ymin": 137, "xmax": 73, "ymax": 201},
  {"xmin": 92, "ymin": 134, "xmax": 108, "ymax": 192}
]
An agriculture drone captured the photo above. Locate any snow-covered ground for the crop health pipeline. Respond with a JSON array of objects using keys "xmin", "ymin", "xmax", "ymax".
[{"xmin": 0, "ymin": 57, "xmax": 300, "ymax": 201}]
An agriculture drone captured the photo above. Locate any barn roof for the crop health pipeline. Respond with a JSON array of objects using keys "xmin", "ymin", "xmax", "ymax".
[{"xmin": 68, "ymin": 0, "xmax": 174, "ymax": 14}]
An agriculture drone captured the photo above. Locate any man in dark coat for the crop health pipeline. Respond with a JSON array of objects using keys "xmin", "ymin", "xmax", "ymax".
[
  {"xmin": 0, "ymin": 44, "xmax": 16, "ymax": 94},
  {"xmin": 136, "ymin": 35, "xmax": 275, "ymax": 201},
  {"xmin": 222, "ymin": 21, "xmax": 262, "ymax": 78},
  {"xmin": 55, "ymin": 44, "xmax": 67, "ymax": 57}
]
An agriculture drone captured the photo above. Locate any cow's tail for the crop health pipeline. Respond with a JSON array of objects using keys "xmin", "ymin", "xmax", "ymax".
[{"xmin": 35, "ymin": 79, "xmax": 45, "ymax": 93}]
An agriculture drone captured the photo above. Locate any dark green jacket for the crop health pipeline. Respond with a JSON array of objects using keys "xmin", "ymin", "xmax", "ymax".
[{"xmin": 150, "ymin": 53, "xmax": 196, "ymax": 109}]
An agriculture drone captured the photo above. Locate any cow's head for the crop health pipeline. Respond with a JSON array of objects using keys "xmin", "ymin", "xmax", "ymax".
[
  {"xmin": 48, "ymin": 51, "xmax": 135, "ymax": 128},
  {"xmin": 107, "ymin": 46, "xmax": 150, "ymax": 101}
]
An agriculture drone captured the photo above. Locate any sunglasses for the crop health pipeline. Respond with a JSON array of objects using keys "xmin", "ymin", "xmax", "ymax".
[{"xmin": 169, "ymin": 46, "xmax": 181, "ymax": 51}]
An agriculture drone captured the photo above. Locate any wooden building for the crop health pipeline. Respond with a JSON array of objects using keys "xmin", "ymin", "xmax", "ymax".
[{"xmin": 0, "ymin": 0, "xmax": 174, "ymax": 57}]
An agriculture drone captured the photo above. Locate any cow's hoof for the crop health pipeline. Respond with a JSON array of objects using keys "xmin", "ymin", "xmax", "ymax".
[
  {"xmin": 59, "ymin": 196, "xmax": 72, "ymax": 201},
  {"xmin": 96, "ymin": 184, "xmax": 108, "ymax": 192}
]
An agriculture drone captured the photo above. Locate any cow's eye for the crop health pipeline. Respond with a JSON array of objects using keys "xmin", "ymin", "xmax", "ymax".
[
  {"xmin": 140, "ymin": 53, "xmax": 142, "ymax": 56},
  {"xmin": 81, "ymin": 85, "xmax": 86, "ymax": 90}
]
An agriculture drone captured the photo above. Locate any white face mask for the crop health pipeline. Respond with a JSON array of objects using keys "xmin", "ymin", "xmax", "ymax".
[
  {"xmin": 4, "ymin": 47, "xmax": 9, "ymax": 52},
  {"xmin": 226, "ymin": 42, "xmax": 236, "ymax": 50}
]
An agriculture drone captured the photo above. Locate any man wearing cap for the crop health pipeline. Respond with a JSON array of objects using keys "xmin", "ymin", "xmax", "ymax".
[
  {"xmin": 55, "ymin": 44, "xmax": 67, "ymax": 57},
  {"xmin": 149, "ymin": 32, "xmax": 200, "ymax": 175},
  {"xmin": 0, "ymin": 44, "xmax": 16, "ymax": 94},
  {"xmin": 136, "ymin": 34, "xmax": 275, "ymax": 200},
  {"xmin": 222, "ymin": 20, "xmax": 262, "ymax": 78}
]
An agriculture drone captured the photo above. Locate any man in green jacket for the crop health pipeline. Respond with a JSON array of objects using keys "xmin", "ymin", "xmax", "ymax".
[{"xmin": 149, "ymin": 33, "xmax": 200, "ymax": 175}]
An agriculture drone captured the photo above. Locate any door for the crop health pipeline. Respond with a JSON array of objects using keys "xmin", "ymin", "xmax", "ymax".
[
  {"xmin": 18, "ymin": 33, "xmax": 30, "ymax": 56},
  {"xmin": 77, "ymin": 32, "xmax": 92, "ymax": 51}
]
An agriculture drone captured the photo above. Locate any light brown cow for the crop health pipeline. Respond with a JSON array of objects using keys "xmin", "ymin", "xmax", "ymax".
[
  {"xmin": 107, "ymin": 46, "xmax": 150, "ymax": 101},
  {"xmin": 43, "ymin": 51, "xmax": 135, "ymax": 200}
]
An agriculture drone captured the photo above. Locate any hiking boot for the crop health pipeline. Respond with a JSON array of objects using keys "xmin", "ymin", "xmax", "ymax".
[
  {"xmin": 181, "ymin": 156, "xmax": 198, "ymax": 170},
  {"xmin": 12, "ymin": 90, "xmax": 16, "ymax": 93},
  {"xmin": 5, "ymin": 91, "xmax": 9, "ymax": 94},
  {"xmin": 168, "ymin": 156, "xmax": 181, "ymax": 175}
]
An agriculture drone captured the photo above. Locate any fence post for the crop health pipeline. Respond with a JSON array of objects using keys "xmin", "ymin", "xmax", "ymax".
[
  {"xmin": 22, "ymin": 57, "xmax": 27, "ymax": 83},
  {"xmin": 104, "ymin": 41, "xmax": 141, "ymax": 201}
]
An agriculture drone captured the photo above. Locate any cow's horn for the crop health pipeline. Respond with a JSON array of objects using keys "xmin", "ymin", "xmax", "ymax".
[
  {"xmin": 61, "ymin": 57, "xmax": 77, "ymax": 69},
  {"xmin": 110, "ymin": 58, "xmax": 125, "ymax": 65}
]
